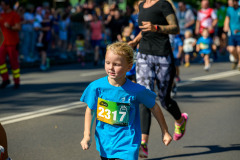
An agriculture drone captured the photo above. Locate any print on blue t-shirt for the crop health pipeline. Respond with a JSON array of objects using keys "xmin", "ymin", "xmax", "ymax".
[{"xmin": 197, "ymin": 37, "xmax": 213, "ymax": 54}]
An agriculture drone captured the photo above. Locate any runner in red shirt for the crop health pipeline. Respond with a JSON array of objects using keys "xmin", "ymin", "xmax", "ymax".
[
  {"xmin": 0, "ymin": 0, "xmax": 21, "ymax": 89},
  {"xmin": 195, "ymin": 0, "xmax": 218, "ymax": 36}
]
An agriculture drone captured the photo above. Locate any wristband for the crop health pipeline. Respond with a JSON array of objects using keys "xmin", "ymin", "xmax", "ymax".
[{"xmin": 154, "ymin": 25, "xmax": 160, "ymax": 32}]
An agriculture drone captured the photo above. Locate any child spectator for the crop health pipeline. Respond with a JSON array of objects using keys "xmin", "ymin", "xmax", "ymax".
[
  {"xmin": 183, "ymin": 30, "xmax": 196, "ymax": 67},
  {"xmin": 196, "ymin": 28, "xmax": 216, "ymax": 71},
  {"xmin": 80, "ymin": 42, "xmax": 172, "ymax": 160},
  {"xmin": 75, "ymin": 34, "xmax": 85, "ymax": 66}
]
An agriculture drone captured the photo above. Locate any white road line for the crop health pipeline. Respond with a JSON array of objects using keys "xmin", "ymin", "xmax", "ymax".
[
  {"xmin": 1, "ymin": 102, "xmax": 86, "ymax": 125},
  {"xmin": 178, "ymin": 70, "xmax": 240, "ymax": 87},
  {"xmin": 1, "ymin": 70, "xmax": 240, "ymax": 125},
  {"xmin": 80, "ymin": 70, "xmax": 106, "ymax": 77}
]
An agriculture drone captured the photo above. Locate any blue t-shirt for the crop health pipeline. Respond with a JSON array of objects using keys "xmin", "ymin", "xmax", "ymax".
[
  {"xmin": 80, "ymin": 76, "xmax": 156, "ymax": 159},
  {"xmin": 197, "ymin": 37, "xmax": 213, "ymax": 54},
  {"xmin": 227, "ymin": 6, "xmax": 240, "ymax": 36},
  {"xmin": 172, "ymin": 35, "xmax": 183, "ymax": 58}
]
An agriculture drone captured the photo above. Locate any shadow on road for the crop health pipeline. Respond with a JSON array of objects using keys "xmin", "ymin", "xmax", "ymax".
[
  {"xmin": 147, "ymin": 144, "xmax": 240, "ymax": 160},
  {"xmin": 0, "ymin": 81, "xmax": 91, "ymax": 114}
]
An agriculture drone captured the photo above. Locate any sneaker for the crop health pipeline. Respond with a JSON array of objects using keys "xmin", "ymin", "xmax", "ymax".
[
  {"xmin": 0, "ymin": 80, "xmax": 10, "ymax": 89},
  {"xmin": 175, "ymin": 76, "xmax": 181, "ymax": 83},
  {"xmin": 232, "ymin": 62, "xmax": 238, "ymax": 70},
  {"xmin": 40, "ymin": 65, "xmax": 47, "ymax": 71},
  {"xmin": 184, "ymin": 62, "xmax": 190, "ymax": 68},
  {"xmin": 204, "ymin": 65, "xmax": 211, "ymax": 71},
  {"xmin": 173, "ymin": 113, "xmax": 188, "ymax": 141},
  {"xmin": 139, "ymin": 140, "xmax": 148, "ymax": 158},
  {"xmin": 0, "ymin": 145, "xmax": 4, "ymax": 160},
  {"xmin": 14, "ymin": 83, "xmax": 20, "ymax": 89}
]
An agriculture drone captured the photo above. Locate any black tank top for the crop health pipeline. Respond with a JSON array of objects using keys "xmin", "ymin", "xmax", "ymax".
[{"xmin": 138, "ymin": 0, "xmax": 174, "ymax": 56}]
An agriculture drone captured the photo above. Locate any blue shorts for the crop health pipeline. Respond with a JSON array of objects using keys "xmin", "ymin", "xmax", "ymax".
[
  {"xmin": 91, "ymin": 40, "xmax": 101, "ymax": 48},
  {"xmin": 174, "ymin": 58, "xmax": 181, "ymax": 67},
  {"xmin": 228, "ymin": 35, "xmax": 240, "ymax": 46},
  {"xmin": 184, "ymin": 52, "xmax": 193, "ymax": 55}
]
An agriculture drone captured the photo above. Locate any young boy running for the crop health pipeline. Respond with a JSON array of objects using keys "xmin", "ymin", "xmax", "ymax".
[{"xmin": 80, "ymin": 42, "xmax": 172, "ymax": 160}]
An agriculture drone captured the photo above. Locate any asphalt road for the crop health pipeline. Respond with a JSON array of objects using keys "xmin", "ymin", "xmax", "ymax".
[{"xmin": 0, "ymin": 60, "xmax": 240, "ymax": 160}]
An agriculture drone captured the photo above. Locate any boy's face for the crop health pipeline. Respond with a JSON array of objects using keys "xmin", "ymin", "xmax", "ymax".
[
  {"xmin": 202, "ymin": 29, "xmax": 209, "ymax": 38},
  {"xmin": 105, "ymin": 50, "xmax": 132, "ymax": 81}
]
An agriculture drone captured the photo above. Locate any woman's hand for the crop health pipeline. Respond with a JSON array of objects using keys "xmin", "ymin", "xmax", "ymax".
[
  {"xmin": 139, "ymin": 21, "xmax": 157, "ymax": 32},
  {"xmin": 80, "ymin": 136, "xmax": 91, "ymax": 150}
]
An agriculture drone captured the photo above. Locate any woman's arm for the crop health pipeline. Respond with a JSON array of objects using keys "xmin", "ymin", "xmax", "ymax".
[
  {"xmin": 81, "ymin": 106, "xmax": 96, "ymax": 150},
  {"xmin": 140, "ymin": 13, "xmax": 179, "ymax": 35},
  {"xmin": 158, "ymin": 13, "xmax": 179, "ymax": 34}
]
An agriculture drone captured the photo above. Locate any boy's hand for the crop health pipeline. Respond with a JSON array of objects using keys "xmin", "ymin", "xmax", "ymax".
[
  {"xmin": 128, "ymin": 40, "xmax": 138, "ymax": 48},
  {"xmin": 162, "ymin": 132, "xmax": 172, "ymax": 146},
  {"xmin": 81, "ymin": 136, "xmax": 91, "ymax": 150}
]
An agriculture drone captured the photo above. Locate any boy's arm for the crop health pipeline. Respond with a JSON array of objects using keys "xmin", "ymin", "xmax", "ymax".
[
  {"xmin": 177, "ymin": 45, "xmax": 183, "ymax": 58},
  {"xmin": 150, "ymin": 103, "xmax": 172, "ymax": 146},
  {"xmin": 81, "ymin": 106, "xmax": 96, "ymax": 150}
]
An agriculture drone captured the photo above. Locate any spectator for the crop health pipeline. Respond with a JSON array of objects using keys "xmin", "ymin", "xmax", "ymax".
[
  {"xmin": 20, "ymin": 4, "xmax": 35, "ymax": 62},
  {"xmin": 68, "ymin": 5, "xmax": 85, "ymax": 52},
  {"xmin": 37, "ymin": 10, "xmax": 51, "ymax": 71},
  {"xmin": 176, "ymin": 1, "xmax": 195, "ymax": 36},
  {"xmin": 89, "ymin": 14, "xmax": 104, "ymax": 66}
]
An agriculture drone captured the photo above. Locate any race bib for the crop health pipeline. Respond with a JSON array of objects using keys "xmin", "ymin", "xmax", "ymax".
[{"xmin": 97, "ymin": 97, "xmax": 130, "ymax": 126}]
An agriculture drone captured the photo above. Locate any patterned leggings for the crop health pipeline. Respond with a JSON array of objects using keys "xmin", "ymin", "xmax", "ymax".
[{"xmin": 136, "ymin": 53, "xmax": 182, "ymax": 135}]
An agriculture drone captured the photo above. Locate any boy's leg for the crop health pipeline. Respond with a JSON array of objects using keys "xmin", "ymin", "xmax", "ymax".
[
  {"xmin": 237, "ymin": 46, "xmax": 240, "ymax": 70},
  {"xmin": 0, "ymin": 123, "xmax": 8, "ymax": 160}
]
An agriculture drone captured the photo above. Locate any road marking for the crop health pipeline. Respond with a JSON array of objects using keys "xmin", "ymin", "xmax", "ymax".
[
  {"xmin": 1, "ymin": 70, "xmax": 240, "ymax": 125},
  {"xmin": 1, "ymin": 102, "xmax": 86, "ymax": 125},
  {"xmin": 80, "ymin": 70, "xmax": 106, "ymax": 77},
  {"xmin": 178, "ymin": 70, "xmax": 240, "ymax": 87}
]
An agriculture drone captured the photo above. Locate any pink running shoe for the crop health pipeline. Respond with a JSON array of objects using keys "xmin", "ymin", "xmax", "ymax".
[
  {"xmin": 173, "ymin": 113, "xmax": 188, "ymax": 141},
  {"xmin": 139, "ymin": 140, "xmax": 148, "ymax": 158}
]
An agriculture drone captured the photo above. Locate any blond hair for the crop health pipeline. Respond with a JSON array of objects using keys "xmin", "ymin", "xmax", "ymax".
[{"xmin": 106, "ymin": 42, "xmax": 134, "ymax": 64}]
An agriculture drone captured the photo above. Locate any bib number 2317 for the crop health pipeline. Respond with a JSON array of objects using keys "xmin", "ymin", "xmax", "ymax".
[{"xmin": 97, "ymin": 98, "xmax": 130, "ymax": 126}]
